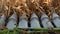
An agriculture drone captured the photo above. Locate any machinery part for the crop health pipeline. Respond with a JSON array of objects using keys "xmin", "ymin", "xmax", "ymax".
[
  {"xmin": 18, "ymin": 15, "xmax": 28, "ymax": 28},
  {"xmin": 41, "ymin": 14, "xmax": 54, "ymax": 28},
  {"xmin": 0, "ymin": 14, "xmax": 6, "ymax": 26},
  {"xmin": 6, "ymin": 13, "xmax": 17, "ymax": 30},
  {"xmin": 30, "ymin": 13, "xmax": 41, "ymax": 28},
  {"xmin": 52, "ymin": 13, "xmax": 60, "ymax": 28}
]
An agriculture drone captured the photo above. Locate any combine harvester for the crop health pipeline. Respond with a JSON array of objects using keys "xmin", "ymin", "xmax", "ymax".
[{"xmin": 0, "ymin": 0, "xmax": 60, "ymax": 34}]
